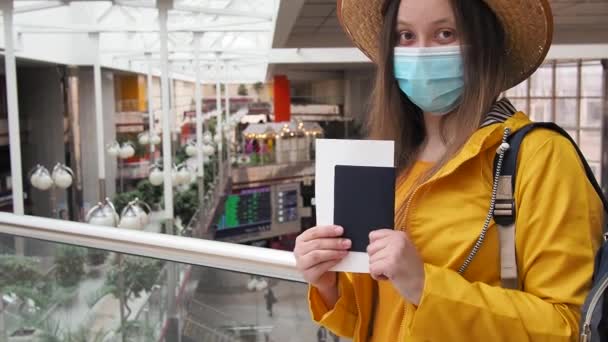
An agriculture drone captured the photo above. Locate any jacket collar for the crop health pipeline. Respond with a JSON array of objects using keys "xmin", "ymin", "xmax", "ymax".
[
  {"xmin": 481, "ymin": 98, "xmax": 518, "ymax": 127},
  {"xmin": 430, "ymin": 98, "xmax": 531, "ymax": 181}
]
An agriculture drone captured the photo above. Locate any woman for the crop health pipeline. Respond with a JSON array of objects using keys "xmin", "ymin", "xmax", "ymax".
[{"xmin": 294, "ymin": 0, "xmax": 603, "ymax": 341}]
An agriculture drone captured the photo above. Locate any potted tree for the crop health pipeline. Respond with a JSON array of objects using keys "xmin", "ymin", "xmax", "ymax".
[{"xmin": 54, "ymin": 246, "xmax": 86, "ymax": 292}]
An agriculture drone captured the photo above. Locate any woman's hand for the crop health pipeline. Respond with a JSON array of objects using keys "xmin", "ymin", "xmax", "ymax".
[
  {"xmin": 367, "ymin": 229, "xmax": 425, "ymax": 305},
  {"xmin": 294, "ymin": 225, "xmax": 351, "ymax": 290}
]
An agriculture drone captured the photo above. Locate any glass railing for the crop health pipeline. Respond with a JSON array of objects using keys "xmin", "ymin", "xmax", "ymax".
[{"xmin": 0, "ymin": 213, "xmax": 339, "ymax": 342}]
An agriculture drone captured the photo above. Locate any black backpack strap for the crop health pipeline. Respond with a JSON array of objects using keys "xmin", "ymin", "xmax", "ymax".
[
  {"xmin": 499, "ymin": 122, "xmax": 608, "ymax": 214},
  {"xmin": 493, "ymin": 122, "xmax": 608, "ymax": 290}
]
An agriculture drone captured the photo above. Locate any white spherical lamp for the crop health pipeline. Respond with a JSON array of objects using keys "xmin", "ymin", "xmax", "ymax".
[
  {"xmin": 107, "ymin": 142, "xmax": 120, "ymax": 157},
  {"xmin": 51, "ymin": 164, "xmax": 73, "ymax": 189},
  {"xmin": 185, "ymin": 143, "xmax": 197, "ymax": 157},
  {"xmin": 177, "ymin": 167, "xmax": 192, "ymax": 185},
  {"xmin": 203, "ymin": 132, "xmax": 213, "ymax": 144},
  {"xmin": 150, "ymin": 134, "xmax": 161, "ymax": 145},
  {"xmin": 203, "ymin": 144, "xmax": 215, "ymax": 157},
  {"xmin": 119, "ymin": 143, "xmax": 135, "ymax": 159},
  {"xmin": 118, "ymin": 206, "xmax": 143, "ymax": 230},
  {"xmin": 37, "ymin": 173, "xmax": 54, "ymax": 191},
  {"xmin": 149, "ymin": 167, "xmax": 164, "ymax": 186},
  {"xmin": 86, "ymin": 200, "xmax": 118, "ymax": 227},
  {"xmin": 138, "ymin": 132, "xmax": 150, "ymax": 145}
]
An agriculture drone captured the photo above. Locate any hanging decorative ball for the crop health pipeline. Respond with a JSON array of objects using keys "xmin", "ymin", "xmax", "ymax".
[
  {"xmin": 86, "ymin": 199, "xmax": 118, "ymax": 227},
  {"xmin": 203, "ymin": 132, "xmax": 213, "ymax": 144},
  {"xmin": 33, "ymin": 166, "xmax": 53, "ymax": 191},
  {"xmin": 203, "ymin": 144, "xmax": 215, "ymax": 156},
  {"xmin": 230, "ymin": 156, "xmax": 237, "ymax": 164},
  {"xmin": 213, "ymin": 134, "xmax": 222, "ymax": 144},
  {"xmin": 185, "ymin": 143, "xmax": 197, "ymax": 157},
  {"xmin": 119, "ymin": 143, "xmax": 136, "ymax": 159},
  {"xmin": 29, "ymin": 165, "xmax": 45, "ymax": 189},
  {"xmin": 148, "ymin": 166, "xmax": 164, "ymax": 186},
  {"xmin": 138, "ymin": 132, "xmax": 151, "ymax": 145},
  {"xmin": 133, "ymin": 204, "xmax": 149, "ymax": 226},
  {"xmin": 107, "ymin": 142, "xmax": 120, "ymax": 157},
  {"xmin": 51, "ymin": 163, "xmax": 73, "ymax": 189},
  {"xmin": 150, "ymin": 134, "xmax": 161, "ymax": 145},
  {"xmin": 118, "ymin": 204, "xmax": 143, "ymax": 230},
  {"xmin": 176, "ymin": 165, "xmax": 193, "ymax": 185},
  {"xmin": 30, "ymin": 173, "xmax": 40, "ymax": 189}
]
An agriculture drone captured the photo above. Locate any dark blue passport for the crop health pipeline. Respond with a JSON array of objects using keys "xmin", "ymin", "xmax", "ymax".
[{"xmin": 333, "ymin": 165, "xmax": 396, "ymax": 252}]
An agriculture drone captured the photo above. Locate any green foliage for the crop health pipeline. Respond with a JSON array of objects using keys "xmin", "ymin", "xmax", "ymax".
[
  {"xmin": 113, "ymin": 190, "xmax": 142, "ymax": 215},
  {"xmin": 174, "ymin": 148, "xmax": 188, "ymax": 165},
  {"xmin": 238, "ymin": 83, "xmax": 248, "ymax": 96},
  {"xmin": 86, "ymin": 248, "xmax": 108, "ymax": 266},
  {"xmin": 0, "ymin": 255, "xmax": 40, "ymax": 290},
  {"xmin": 104, "ymin": 256, "xmax": 163, "ymax": 318},
  {"xmin": 0, "ymin": 256, "xmax": 75, "ymax": 319},
  {"xmin": 174, "ymin": 185, "xmax": 198, "ymax": 225},
  {"xmin": 55, "ymin": 245, "xmax": 86, "ymax": 287},
  {"xmin": 136, "ymin": 179, "xmax": 162, "ymax": 207},
  {"xmin": 253, "ymin": 82, "xmax": 264, "ymax": 98}
]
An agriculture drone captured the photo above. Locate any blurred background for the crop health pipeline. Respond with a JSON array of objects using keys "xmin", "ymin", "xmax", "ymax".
[{"xmin": 0, "ymin": 0, "xmax": 605, "ymax": 341}]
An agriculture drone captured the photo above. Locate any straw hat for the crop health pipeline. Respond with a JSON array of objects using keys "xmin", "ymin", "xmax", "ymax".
[{"xmin": 337, "ymin": 0, "xmax": 553, "ymax": 90}]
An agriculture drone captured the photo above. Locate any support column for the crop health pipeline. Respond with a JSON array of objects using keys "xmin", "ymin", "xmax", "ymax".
[
  {"xmin": 2, "ymin": 2, "xmax": 22, "ymax": 340},
  {"xmin": 159, "ymin": 0, "xmax": 174, "ymax": 223},
  {"xmin": 273, "ymin": 75, "xmax": 291, "ymax": 122},
  {"xmin": 194, "ymin": 33, "xmax": 205, "ymax": 235},
  {"xmin": 158, "ymin": 2, "xmax": 178, "ymax": 342},
  {"xmin": 91, "ymin": 32, "xmax": 107, "ymax": 200},
  {"xmin": 224, "ymin": 65, "xmax": 231, "ymax": 176},
  {"xmin": 2, "ymin": 1, "xmax": 23, "ymax": 216},
  {"xmin": 214, "ymin": 56, "xmax": 224, "ymax": 191},
  {"xmin": 147, "ymin": 53, "xmax": 156, "ymax": 159}
]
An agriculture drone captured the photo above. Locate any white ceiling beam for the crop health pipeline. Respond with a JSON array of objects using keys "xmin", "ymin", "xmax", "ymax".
[
  {"xmin": 269, "ymin": 48, "xmax": 370, "ymax": 64},
  {"xmin": 124, "ymin": 55, "xmax": 267, "ymax": 63},
  {"xmin": 114, "ymin": 0, "xmax": 157, "ymax": 9},
  {"xmin": 101, "ymin": 49, "xmax": 268, "ymax": 57},
  {"xmin": 15, "ymin": 26, "xmax": 270, "ymax": 34},
  {"xmin": 14, "ymin": 1, "xmax": 66, "ymax": 14},
  {"xmin": 173, "ymin": 4, "xmax": 273, "ymax": 20}
]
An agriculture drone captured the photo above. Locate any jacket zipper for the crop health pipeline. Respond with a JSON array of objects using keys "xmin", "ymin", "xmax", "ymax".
[{"xmin": 580, "ymin": 275, "xmax": 608, "ymax": 342}]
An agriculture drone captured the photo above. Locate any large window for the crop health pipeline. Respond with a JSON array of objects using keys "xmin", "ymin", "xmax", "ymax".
[{"xmin": 505, "ymin": 60, "xmax": 606, "ymax": 184}]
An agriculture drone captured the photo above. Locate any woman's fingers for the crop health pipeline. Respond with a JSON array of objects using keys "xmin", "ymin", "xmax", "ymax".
[
  {"xmin": 369, "ymin": 229, "xmax": 395, "ymax": 243},
  {"xmin": 298, "ymin": 237, "xmax": 351, "ymax": 255},
  {"xmin": 303, "ymin": 259, "xmax": 343, "ymax": 283},
  {"xmin": 297, "ymin": 249, "xmax": 348, "ymax": 270},
  {"xmin": 367, "ymin": 236, "xmax": 389, "ymax": 256},
  {"xmin": 297, "ymin": 225, "xmax": 344, "ymax": 243},
  {"xmin": 368, "ymin": 246, "xmax": 389, "ymax": 264},
  {"xmin": 369, "ymin": 258, "xmax": 391, "ymax": 281}
]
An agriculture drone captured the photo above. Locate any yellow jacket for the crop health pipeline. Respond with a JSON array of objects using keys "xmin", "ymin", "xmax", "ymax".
[{"xmin": 308, "ymin": 112, "xmax": 603, "ymax": 341}]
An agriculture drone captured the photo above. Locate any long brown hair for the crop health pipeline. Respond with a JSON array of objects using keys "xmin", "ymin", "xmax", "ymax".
[{"xmin": 367, "ymin": 0, "xmax": 508, "ymax": 221}]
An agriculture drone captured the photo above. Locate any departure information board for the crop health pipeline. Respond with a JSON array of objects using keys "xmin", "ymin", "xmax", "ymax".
[
  {"xmin": 214, "ymin": 187, "xmax": 272, "ymax": 238},
  {"xmin": 212, "ymin": 183, "xmax": 302, "ymax": 242}
]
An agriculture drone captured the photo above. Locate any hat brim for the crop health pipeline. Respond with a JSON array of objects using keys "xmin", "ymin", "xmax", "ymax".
[{"xmin": 337, "ymin": 0, "xmax": 554, "ymax": 90}]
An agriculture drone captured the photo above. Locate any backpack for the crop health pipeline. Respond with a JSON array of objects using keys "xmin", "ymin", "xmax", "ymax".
[{"xmin": 491, "ymin": 122, "xmax": 608, "ymax": 342}]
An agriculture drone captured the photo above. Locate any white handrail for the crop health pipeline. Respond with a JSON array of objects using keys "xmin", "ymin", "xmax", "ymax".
[{"xmin": 0, "ymin": 212, "xmax": 303, "ymax": 283}]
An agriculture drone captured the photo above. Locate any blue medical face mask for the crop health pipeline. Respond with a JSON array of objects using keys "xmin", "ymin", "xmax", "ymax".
[{"xmin": 393, "ymin": 45, "xmax": 464, "ymax": 115}]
